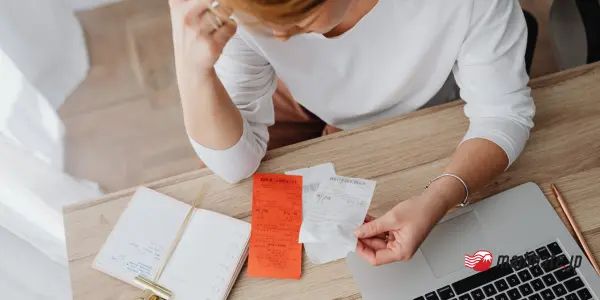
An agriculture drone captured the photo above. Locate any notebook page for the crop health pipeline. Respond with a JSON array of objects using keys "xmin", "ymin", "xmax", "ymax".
[
  {"xmin": 93, "ymin": 187, "xmax": 190, "ymax": 286},
  {"xmin": 158, "ymin": 209, "xmax": 251, "ymax": 300}
]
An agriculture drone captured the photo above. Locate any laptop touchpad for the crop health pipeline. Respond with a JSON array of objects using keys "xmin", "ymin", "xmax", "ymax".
[{"xmin": 420, "ymin": 211, "xmax": 494, "ymax": 278}]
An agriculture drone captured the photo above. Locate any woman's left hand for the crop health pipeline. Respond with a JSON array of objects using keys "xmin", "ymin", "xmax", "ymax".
[{"xmin": 354, "ymin": 193, "xmax": 451, "ymax": 266}]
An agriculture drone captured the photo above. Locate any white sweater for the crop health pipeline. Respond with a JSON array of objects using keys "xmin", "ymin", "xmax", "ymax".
[{"xmin": 189, "ymin": 0, "xmax": 536, "ymax": 183}]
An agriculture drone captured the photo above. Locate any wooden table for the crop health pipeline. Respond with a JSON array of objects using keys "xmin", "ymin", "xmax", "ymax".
[{"xmin": 64, "ymin": 62, "xmax": 600, "ymax": 300}]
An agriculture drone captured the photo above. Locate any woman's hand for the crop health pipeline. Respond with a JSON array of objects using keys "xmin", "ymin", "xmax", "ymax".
[
  {"xmin": 169, "ymin": 0, "xmax": 236, "ymax": 84},
  {"xmin": 354, "ymin": 193, "xmax": 451, "ymax": 266},
  {"xmin": 353, "ymin": 139, "xmax": 509, "ymax": 266}
]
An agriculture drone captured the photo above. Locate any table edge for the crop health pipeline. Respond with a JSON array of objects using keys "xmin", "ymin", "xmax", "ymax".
[{"xmin": 62, "ymin": 62, "xmax": 600, "ymax": 214}]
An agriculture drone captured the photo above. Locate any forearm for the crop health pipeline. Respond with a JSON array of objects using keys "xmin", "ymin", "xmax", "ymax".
[
  {"xmin": 427, "ymin": 0, "xmax": 535, "ymax": 208},
  {"xmin": 179, "ymin": 68, "xmax": 244, "ymax": 150},
  {"xmin": 425, "ymin": 138, "xmax": 509, "ymax": 211}
]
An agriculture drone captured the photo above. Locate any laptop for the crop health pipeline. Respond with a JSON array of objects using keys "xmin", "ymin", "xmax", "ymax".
[{"xmin": 347, "ymin": 182, "xmax": 600, "ymax": 300}]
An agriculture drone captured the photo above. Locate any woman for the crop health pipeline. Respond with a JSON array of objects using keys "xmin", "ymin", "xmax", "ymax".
[{"xmin": 169, "ymin": 0, "xmax": 535, "ymax": 266}]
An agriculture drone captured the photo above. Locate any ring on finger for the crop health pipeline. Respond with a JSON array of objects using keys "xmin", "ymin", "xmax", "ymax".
[
  {"xmin": 213, "ymin": 11, "xmax": 223, "ymax": 27},
  {"xmin": 207, "ymin": 10, "xmax": 223, "ymax": 31}
]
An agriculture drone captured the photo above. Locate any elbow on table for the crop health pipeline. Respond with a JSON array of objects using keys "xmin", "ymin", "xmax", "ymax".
[
  {"xmin": 214, "ymin": 158, "xmax": 262, "ymax": 184},
  {"xmin": 188, "ymin": 134, "xmax": 265, "ymax": 184},
  {"xmin": 194, "ymin": 150, "xmax": 264, "ymax": 184}
]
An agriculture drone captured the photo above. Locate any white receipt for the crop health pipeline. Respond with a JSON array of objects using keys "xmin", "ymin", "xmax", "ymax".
[
  {"xmin": 299, "ymin": 176, "xmax": 376, "ymax": 263},
  {"xmin": 286, "ymin": 163, "xmax": 350, "ymax": 264},
  {"xmin": 285, "ymin": 163, "xmax": 336, "ymax": 216}
]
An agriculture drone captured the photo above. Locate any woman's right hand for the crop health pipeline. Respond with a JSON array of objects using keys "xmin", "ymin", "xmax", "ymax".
[{"xmin": 169, "ymin": 0, "xmax": 236, "ymax": 85}]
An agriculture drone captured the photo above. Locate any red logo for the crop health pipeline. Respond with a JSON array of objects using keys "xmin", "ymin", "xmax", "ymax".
[{"xmin": 465, "ymin": 250, "xmax": 493, "ymax": 272}]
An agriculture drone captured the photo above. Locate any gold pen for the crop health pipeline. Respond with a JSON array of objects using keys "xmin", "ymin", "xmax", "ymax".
[
  {"xmin": 133, "ymin": 185, "xmax": 208, "ymax": 300},
  {"xmin": 551, "ymin": 184, "xmax": 600, "ymax": 276}
]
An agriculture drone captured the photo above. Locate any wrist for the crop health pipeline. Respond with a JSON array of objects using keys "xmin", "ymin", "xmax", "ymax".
[
  {"xmin": 177, "ymin": 67, "xmax": 218, "ymax": 98},
  {"xmin": 423, "ymin": 175, "xmax": 467, "ymax": 211},
  {"xmin": 196, "ymin": 65, "xmax": 218, "ymax": 79}
]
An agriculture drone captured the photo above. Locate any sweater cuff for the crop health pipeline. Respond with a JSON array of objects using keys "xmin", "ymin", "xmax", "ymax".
[
  {"xmin": 460, "ymin": 118, "xmax": 531, "ymax": 169},
  {"xmin": 188, "ymin": 120, "xmax": 264, "ymax": 183}
]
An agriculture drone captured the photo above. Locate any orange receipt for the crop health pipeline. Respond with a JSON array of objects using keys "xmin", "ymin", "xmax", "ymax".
[{"xmin": 248, "ymin": 173, "xmax": 303, "ymax": 279}]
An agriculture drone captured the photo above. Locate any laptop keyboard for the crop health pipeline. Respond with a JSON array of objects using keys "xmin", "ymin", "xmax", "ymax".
[{"xmin": 413, "ymin": 242, "xmax": 596, "ymax": 300}]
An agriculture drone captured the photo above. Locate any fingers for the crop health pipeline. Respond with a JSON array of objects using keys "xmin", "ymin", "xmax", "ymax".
[
  {"xmin": 210, "ymin": 1, "xmax": 234, "ymax": 22},
  {"xmin": 356, "ymin": 240, "xmax": 376, "ymax": 265},
  {"xmin": 373, "ymin": 248, "xmax": 402, "ymax": 266},
  {"xmin": 211, "ymin": 18, "xmax": 237, "ymax": 45},
  {"xmin": 176, "ymin": 0, "xmax": 235, "ymax": 57},
  {"xmin": 175, "ymin": 0, "xmax": 232, "ymax": 35},
  {"xmin": 185, "ymin": 4, "xmax": 217, "ymax": 35},
  {"xmin": 363, "ymin": 214, "xmax": 389, "ymax": 240},
  {"xmin": 360, "ymin": 237, "xmax": 388, "ymax": 250},
  {"xmin": 354, "ymin": 213, "xmax": 396, "ymax": 238},
  {"xmin": 357, "ymin": 242, "xmax": 410, "ymax": 266},
  {"xmin": 356, "ymin": 240, "xmax": 402, "ymax": 266},
  {"xmin": 387, "ymin": 231, "xmax": 396, "ymax": 242}
]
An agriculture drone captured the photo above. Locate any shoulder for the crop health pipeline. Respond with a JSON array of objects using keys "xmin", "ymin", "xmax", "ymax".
[{"xmin": 468, "ymin": 0, "xmax": 521, "ymax": 23}]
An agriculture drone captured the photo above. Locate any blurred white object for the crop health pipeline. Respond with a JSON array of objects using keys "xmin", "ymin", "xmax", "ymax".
[
  {"xmin": 0, "ymin": 134, "xmax": 103, "ymax": 265},
  {"xmin": 66, "ymin": 0, "xmax": 123, "ymax": 11},
  {"xmin": 0, "ymin": 0, "xmax": 103, "ymax": 299},
  {"xmin": 0, "ymin": 226, "xmax": 74, "ymax": 300}
]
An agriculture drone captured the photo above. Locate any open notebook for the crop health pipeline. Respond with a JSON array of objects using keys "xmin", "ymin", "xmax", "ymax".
[{"xmin": 93, "ymin": 187, "xmax": 251, "ymax": 300}]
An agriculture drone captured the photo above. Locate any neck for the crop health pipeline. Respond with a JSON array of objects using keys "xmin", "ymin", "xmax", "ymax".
[{"xmin": 323, "ymin": 0, "xmax": 379, "ymax": 38}]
